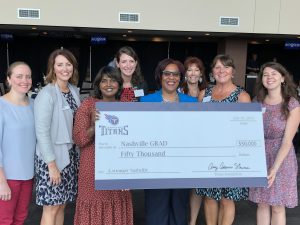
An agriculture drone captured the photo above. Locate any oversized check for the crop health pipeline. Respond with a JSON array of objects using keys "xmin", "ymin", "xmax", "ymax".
[{"xmin": 95, "ymin": 102, "xmax": 267, "ymax": 190}]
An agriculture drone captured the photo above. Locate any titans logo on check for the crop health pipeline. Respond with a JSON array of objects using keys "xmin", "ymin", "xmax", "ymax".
[{"xmin": 98, "ymin": 114, "xmax": 129, "ymax": 136}]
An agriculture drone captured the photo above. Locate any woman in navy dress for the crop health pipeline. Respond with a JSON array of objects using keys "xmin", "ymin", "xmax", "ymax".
[{"xmin": 141, "ymin": 58, "xmax": 197, "ymax": 225}]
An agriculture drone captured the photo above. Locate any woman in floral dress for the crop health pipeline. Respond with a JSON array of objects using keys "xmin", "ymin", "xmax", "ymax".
[{"xmin": 249, "ymin": 62, "xmax": 300, "ymax": 225}]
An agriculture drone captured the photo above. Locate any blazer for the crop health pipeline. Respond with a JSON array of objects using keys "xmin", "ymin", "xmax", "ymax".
[
  {"xmin": 140, "ymin": 89, "xmax": 197, "ymax": 102},
  {"xmin": 34, "ymin": 83, "xmax": 81, "ymax": 171}
]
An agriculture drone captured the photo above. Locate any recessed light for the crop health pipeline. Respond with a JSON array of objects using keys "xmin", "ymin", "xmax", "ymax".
[
  {"xmin": 127, "ymin": 38, "xmax": 136, "ymax": 41},
  {"xmin": 127, "ymin": 30, "xmax": 133, "ymax": 33},
  {"xmin": 31, "ymin": 27, "xmax": 37, "ymax": 30},
  {"xmin": 187, "ymin": 37, "xmax": 192, "ymax": 40},
  {"xmin": 152, "ymin": 37, "xmax": 163, "ymax": 42},
  {"xmin": 122, "ymin": 34, "xmax": 127, "ymax": 37},
  {"xmin": 265, "ymin": 39, "xmax": 270, "ymax": 42},
  {"xmin": 204, "ymin": 33, "xmax": 210, "ymax": 36},
  {"xmin": 42, "ymin": 32, "xmax": 48, "ymax": 35}
]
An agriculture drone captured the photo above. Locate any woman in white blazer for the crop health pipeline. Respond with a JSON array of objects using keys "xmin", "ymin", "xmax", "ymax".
[{"xmin": 34, "ymin": 49, "xmax": 81, "ymax": 225}]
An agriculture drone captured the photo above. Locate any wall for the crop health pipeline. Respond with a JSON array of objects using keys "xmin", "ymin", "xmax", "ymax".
[{"xmin": 2, "ymin": 0, "xmax": 299, "ymax": 35}]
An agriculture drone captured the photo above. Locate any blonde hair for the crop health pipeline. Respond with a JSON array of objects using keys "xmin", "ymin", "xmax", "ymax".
[{"xmin": 6, "ymin": 61, "xmax": 31, "ymax": 89}]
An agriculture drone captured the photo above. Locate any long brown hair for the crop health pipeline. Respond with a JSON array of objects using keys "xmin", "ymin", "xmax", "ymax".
[
  {"xmin": 44, "ymin": 48, "xmax": 79, "ymax": 85},
  {"xmin": 115, "ymin": 46, "xmax": 144, "ymax": 87},
  {"xmin": 255, "ymin": 62, "xmax": 298, "ymax": 118}
]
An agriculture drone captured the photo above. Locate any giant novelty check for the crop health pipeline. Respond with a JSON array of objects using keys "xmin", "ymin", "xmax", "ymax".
[{"xmin": 95, "ymin": 102, "xmax": 267, "ymax": 190}]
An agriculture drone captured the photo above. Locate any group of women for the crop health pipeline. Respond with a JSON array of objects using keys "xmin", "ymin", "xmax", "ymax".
[{"xmin": 0, "ymin": 45, "xmax": 299, "ymax": 225}]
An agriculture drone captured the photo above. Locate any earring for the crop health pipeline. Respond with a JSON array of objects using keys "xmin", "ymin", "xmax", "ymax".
[
  {"xmin": 199, "ymin": 77, "xmax": 203, "ymax": 83},
  {"xmin": 185, "ymin": 76, "xmax": 188, "ymax": 81}
]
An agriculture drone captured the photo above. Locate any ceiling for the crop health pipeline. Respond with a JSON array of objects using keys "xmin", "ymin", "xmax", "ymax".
[{"xmin": 1, "ymin": 24, "xmax": 299, "ymax": 44}]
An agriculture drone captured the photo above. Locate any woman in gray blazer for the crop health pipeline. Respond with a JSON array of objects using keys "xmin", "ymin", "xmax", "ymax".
[{"xmin": 34, "ymin": 49, "xmax": 81, "ymax": 225}]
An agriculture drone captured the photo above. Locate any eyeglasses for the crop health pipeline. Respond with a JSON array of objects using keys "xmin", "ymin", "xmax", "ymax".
[{"xmin": 162, "ymin": 70, "xmax": 181, "ymax": 77}]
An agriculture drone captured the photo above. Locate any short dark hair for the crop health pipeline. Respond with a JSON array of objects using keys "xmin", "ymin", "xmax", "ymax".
[
  {"xmin": 93, "ymin": 66, "xmax": 123, "ymax": 100},
  {"xmin": 154, "ymin": 58, "xmax": 185, "ymax": 89}
]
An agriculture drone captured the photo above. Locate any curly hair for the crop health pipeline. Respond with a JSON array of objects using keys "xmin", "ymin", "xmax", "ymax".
[{"xmin": 255, "ymin": 62, "xmax": 299, "ymax": 118}]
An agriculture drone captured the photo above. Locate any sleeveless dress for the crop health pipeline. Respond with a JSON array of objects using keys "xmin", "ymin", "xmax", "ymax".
[
  {"xmin": 195, "ymin": 86, "xmax": 249, "ymax": 201},
  {"xmin": 249, "ymin": 97, "xmax": 299, "ymax": 208}
]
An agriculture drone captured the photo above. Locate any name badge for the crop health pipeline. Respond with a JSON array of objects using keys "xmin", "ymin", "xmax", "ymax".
[
  {"xmin": 202, "ymin": 96, "xmax": 211, "ymax": 102},
  {"xmin": 134, "ymin": 89, "xmax": 144, "ymax": 97}
]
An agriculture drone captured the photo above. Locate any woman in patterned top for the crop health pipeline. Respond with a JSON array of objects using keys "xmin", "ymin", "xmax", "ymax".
[
  {"xmin": 73, "ymin": 66, "xmax": 133, "ymax": 225},
  {"xmin": 34, "ymin": 49, "xmax": 81, "ymax": 225},
  {"xmin": 249, "ymin": 62, "xmax": 300, "ymax": 225},
  {"xmin": 115, "ymin": 46, "xmax": 148, "ymax": 102},
  {"xmin": 197, "ymin": 54, "xmax": 251, "ymax": 225}
]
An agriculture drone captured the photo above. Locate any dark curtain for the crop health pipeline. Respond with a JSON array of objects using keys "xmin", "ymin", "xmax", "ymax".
[
  {"xmin": 6, "ymin": 36, "xmax": 90, "ymax": 88},
  {"xmin": 91, "ymin": 41, "xmax": 217, "ymax": 91},
  {"xmin": 0, "ymin": 41, "xmax": 7, "ymax": 83}
]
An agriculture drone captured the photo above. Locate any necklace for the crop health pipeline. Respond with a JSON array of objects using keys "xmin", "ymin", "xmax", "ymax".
[{"xmin": 162, "ymin": 94, "xmax": 179, "ymax": 103}]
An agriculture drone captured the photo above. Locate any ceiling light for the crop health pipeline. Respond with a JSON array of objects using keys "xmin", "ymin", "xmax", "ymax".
[
  {"xmin": 122, "ymin": 34, "xmax": 127, "ymax": 37},
  {"xmin": 31, "ymin": 27, "xmax": 37, "ymax": 30},
  {"xmin": 187, "ymin": 37, "xmax": 192, "ymax": 40},
  {"xmin": 204, "ymin": 33, "xmax": 210, "ymax": 36},
  {"xmin": 152, "ymin": 37, "xmax": 163, "ymax": 42},
  {"xmin": 265, "ymin": 39, "xmax": 270, "ymax": 42},
  {"xmin": 127, "ymin": 30, "xmax": 133, "ymax": 33},
  {"xmin": 127, "ymin": 38, "xmax": 136, "ymax": 41}
]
